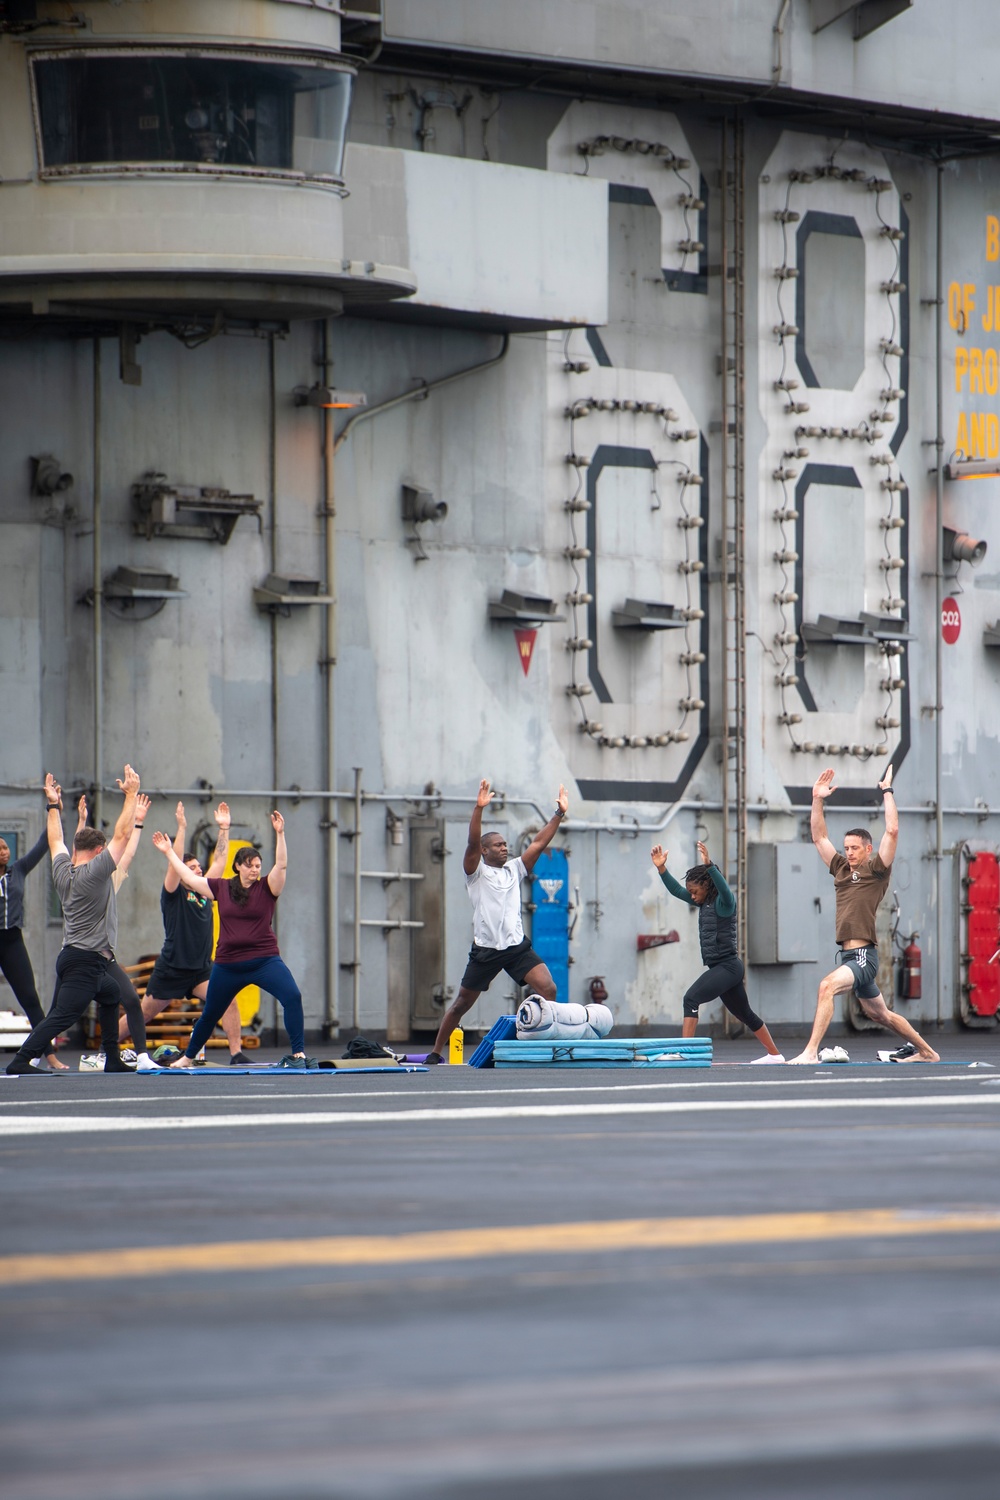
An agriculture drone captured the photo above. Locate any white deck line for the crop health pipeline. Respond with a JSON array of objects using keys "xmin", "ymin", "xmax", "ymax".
[{"xmin": 1, "ymin": 1092, "xmax": 998, "ymax": 1136}]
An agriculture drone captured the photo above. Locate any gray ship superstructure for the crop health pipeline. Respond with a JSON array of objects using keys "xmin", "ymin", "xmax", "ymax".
[{"xmin": 1, "ymin": 0, "xmax": 998, "ymax": 1043}]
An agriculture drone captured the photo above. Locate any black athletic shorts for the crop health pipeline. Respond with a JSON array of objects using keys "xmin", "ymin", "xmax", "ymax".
[
  {"xmin": 145, "ymin": 959, "xmax": 213, "ymax": 1001},
  {"xmin": 838, "ymin": 947, "xmax": 881, "ymax": 1001},
  {"xmin": 460, "ymin": 936, "xmax": 544, "ymax": 993}
]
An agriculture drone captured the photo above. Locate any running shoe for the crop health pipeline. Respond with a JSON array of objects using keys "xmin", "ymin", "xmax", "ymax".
[
  {"xmin": 886, "ymin": 1041, "xmax": 918, "ymax": 1063},
  {"xmin": 277, "ymin": 1054, "xmax": 319, "ymax": 1070},
  {"xmin": 818, "ymin": 1046, "xmax": 850, "ymax": 1063},
  {"xmin": 119, "ymin": 1048, "xmax": 138, "ymax": 1069}
]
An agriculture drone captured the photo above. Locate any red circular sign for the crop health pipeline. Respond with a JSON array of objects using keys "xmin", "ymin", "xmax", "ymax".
[{"xmin": 941, "ymin": 596, "xmax": 962, "ymax": 644}]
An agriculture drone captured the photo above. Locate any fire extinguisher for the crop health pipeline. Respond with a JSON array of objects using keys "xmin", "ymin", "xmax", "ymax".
[{"xmin": 902, "ymin": 934, "xmax": 922, "ymax": 1000}]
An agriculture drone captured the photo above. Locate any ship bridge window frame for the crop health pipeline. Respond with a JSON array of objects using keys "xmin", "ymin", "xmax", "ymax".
[{"xmin": 28, "ymin": 46, "xmax": 354, "ymax": 189}]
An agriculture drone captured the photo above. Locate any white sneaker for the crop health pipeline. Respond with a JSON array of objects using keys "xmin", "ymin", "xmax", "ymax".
[
  {"xmin": 819, "ymin": 1045, "xmax": 850, "ymax": 1063},
  {"xmin": 750, "ymin": 1052, "xmax": 785, "ymax": 1064},
  {"xmin": 119, "ymin": 1048, "xmax": 138, "ymax": 1069},
  {"xmin": 78, "ymin": 1052, "xmax": 105, "ymax": 1071}
]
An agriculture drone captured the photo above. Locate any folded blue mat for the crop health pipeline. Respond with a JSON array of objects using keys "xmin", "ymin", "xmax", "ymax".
[
  {"xmin": 493, "ymin": 1037, "xmax": 713, "ymax": 1068},
  {"xmin": 468, "ymin": 1015, "xmax": 519, "ymax": 1069}
]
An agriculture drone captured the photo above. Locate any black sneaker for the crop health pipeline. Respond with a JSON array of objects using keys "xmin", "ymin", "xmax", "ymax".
[
  {"xmin": 888, "ymin": 1042, "xmax": 918, "ymax": 1063},
  {"xmin": 424, "ymin": 1051, "xmax": 444, "ymax": 1066},
  {"xmin": 278, "ymin": 1054, "xmax": 319, "ymax": 1070}
]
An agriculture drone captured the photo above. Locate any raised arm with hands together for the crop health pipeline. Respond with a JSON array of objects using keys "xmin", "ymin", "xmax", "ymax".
[
  {"xmin": 107, "ymin": 764, "xmax": 141, "ymax": 866},
  {"xmin": 163, "ymin": 801, "xmax": 188, "ymax": 893},
  {"xmin": 117, "ymin": 793, "xmax": 151, "ymax": 878},
  {"xmin": 44, "ymin": 774, "xmax": 68, "ymax": 860},
  {"xmin": 267, "ymin": 811, "xmax": 287, "ymax": 896},
  {"xmin": 205, "ymin": 802, "xmax": 231, "ymax": 880}
]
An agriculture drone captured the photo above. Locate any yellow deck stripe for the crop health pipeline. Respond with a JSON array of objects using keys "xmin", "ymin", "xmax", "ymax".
[{"xmin": 3, "ymin": 1208, "xmax": 999, "ymax": 1287}]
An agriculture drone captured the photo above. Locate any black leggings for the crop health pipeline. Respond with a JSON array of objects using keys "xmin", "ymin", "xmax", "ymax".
[
  {"xmin": 683, "ymin": 956, "xmax": 764, "ymax": 1031},
  {"xmin": 0, "ymin": 927, "xmax": 46, "ymax": 1031},
  {"xmin": 98, "ymin": 960, "xmax": 148, "ymax": 1055},
  {"xmin": 15, "ymin": 948, "xmax": 122, "ymax": 1062},
  {"xmin": 0, "ymin": 931, "xmax": 148, "ymax": 1056}
]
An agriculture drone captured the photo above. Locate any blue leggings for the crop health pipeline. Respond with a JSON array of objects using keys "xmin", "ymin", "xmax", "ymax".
[{"xmin": 184, "ymin": 955, "xmax": 304, "ymax": 1058}]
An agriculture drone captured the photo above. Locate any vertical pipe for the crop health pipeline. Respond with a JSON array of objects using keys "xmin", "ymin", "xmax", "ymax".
[
  {"xmin": 92, "ymin": 338, "xmax": 103, "ymax": 830},
  {"xmin": 720, "ymin": 118, "xmax": 731, "ymax": 889},
  {"xmin": 934, "ymin": 162, "xmax": 945, "ymax": 1029},
  {"xmin": 321, "ymin": 320, "xmax": 340, "ymax": 1038},
  {"xmin": 269, "ymin": 332, "xmax": 279, "ymax": 799},
  {"xmin": 268, "ymin": 334, "xmax": 280, "ymax": 1041},
  {"xmin": 352, "ymin": 765, "xmax": 362, "ymax": 1029}
]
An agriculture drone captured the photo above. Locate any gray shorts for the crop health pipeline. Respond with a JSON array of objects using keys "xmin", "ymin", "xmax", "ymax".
[{"xmin": 838, "ymin": 947, "xmax": 881, "ymax": 1001}]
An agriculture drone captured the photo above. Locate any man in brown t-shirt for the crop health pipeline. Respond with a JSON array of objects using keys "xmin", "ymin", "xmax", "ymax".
[{"xmin": 788, "ymin": 765, "xmax": 940, "ymax": 1065}]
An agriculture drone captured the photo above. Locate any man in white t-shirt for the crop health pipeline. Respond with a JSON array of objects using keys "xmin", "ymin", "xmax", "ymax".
[{"xmin": 425, "ymin": 778, "xmax": 569, "ymax": 1064}]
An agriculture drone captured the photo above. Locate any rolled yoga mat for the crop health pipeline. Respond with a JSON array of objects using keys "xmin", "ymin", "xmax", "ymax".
[{"xmin": 516, "ymin": 997, "xmax": 615, "ymax": 1041}]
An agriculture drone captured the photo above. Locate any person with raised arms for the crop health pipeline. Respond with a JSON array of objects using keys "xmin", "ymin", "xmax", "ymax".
[
  {"xmin": 6, "ymin": 766, "xmax": 161, "ymax": 1075},
  {"xmin": 119, "ymin": 800, "xmax": 249, "ymax": 1063},
  {"xmin": 76, "ymin": 789, "xmax": 158, "ymax": 1065},
  {"xmin": 151, "ymin": 810, "xmax": 312, "ymax": 1069},
  {"xmin": 0, "ymin": 782, "xmax": 69, "ymax": 1070},
  {"xmin": 424, "ymin": 778, "xmax": 569, "ymax": 1066},
  {"xmin": 788, "ymin": 765, "xmax": 939, "ymax": 1065},
  {"xmin": 651, "ymin": 839, "xmax": 784, "ymax": 1062}
]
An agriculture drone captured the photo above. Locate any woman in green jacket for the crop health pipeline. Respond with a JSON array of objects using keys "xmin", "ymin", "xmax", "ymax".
[{"xmin": 652, "ymin": 840, "xmax": 784, "ymax": 1063}]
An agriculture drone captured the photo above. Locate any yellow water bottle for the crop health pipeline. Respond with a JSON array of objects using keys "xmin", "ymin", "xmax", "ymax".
[{"xmin": 449, "ymin": 1026, "xmax": 464, "ymax": 1065}]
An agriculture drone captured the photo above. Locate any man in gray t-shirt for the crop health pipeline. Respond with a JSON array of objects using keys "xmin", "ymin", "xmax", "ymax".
[
  {"xmin": 6, "ymin": 764, "xmax": 158, "ymax": 1076},
  {"xmin": 52, "ymin": 845, "xmax": 119, "ymax": 954}
]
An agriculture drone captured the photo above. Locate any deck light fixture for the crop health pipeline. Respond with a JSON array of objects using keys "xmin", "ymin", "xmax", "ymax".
[{"xmin": 944, "ymin": 458, "xmax": 1000, "ymax": 481}]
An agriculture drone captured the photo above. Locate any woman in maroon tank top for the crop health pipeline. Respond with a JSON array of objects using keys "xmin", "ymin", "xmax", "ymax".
[{"xmin": 152, "ymin": 811, "xmax": 312, "ymax": 1069}]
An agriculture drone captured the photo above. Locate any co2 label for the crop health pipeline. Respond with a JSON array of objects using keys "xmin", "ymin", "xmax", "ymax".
[{"xmin": 941, "ymin": 597, "xmax": 962, "ymax": 644}]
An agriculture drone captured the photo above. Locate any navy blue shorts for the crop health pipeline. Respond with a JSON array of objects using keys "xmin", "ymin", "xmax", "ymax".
[{"xmin": 838, "ymin": 947, "xmax": 881, "ymax": 1001}]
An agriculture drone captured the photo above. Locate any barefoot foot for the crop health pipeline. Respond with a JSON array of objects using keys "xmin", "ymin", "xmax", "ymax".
[
  {"xmin": 786, "ymin": 1050, "xmax": 820, "ymax": 1065},
  {"xmin": 169, "ymin": 1055, "xmax": 196, "ymax": 1069}
]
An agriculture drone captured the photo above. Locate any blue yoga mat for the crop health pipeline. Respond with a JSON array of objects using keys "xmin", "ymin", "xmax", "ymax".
[{"xmin": 140, "ymin": 1063, "xmax": 427, "ymax": 1076}]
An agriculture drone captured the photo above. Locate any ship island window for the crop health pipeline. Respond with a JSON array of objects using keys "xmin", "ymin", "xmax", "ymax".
[{"xmin": 32, "ymin": 51, "xmax": 352, "ymax": 180}]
